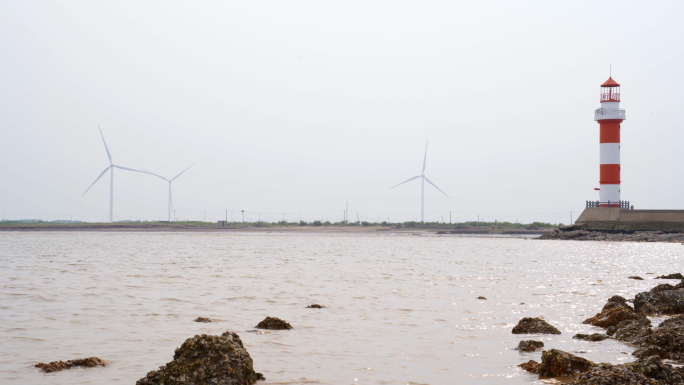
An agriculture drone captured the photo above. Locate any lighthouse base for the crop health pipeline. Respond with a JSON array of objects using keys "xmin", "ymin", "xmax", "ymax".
[{"xmin": 575, "ymin": 208, "xmax": 684, "ymax": 231}]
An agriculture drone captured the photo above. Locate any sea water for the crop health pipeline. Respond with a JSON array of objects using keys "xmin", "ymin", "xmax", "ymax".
[{"xmin": 0, "ymin": 232, "xmax": 681, "ymax": 384}]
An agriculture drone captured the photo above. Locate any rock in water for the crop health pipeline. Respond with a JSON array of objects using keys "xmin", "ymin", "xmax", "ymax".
[
  {"xmin": 477, "ymin": 296, "xmax": 487, "ymax": 300},
  {"xmin": 650, "ymin": 283, "xmax": 676, "ymax": 292},
  {"xmin": 136, "ymin": 332, "xmax": 264, "ymax": 385},
  {"xmin": 511, "ymin": 317, "xmax": 561, "ymax": 334},
  {"xmin": 610, "ymin": 318, "xmax": 652, "ymax": 344},
  {"xmin": 194, "ymin": 317, "xmax": 212, "ymax": 323},
  {"xmin": 514, "ymin": 340, "xmax": 544, "ymax": 352},
  {"xmin": 35, "ymin": 357, "xmax": 106, "ymax": 373},
  {"xmin": 538, "ymin": 349, "xmax": 595, "ymax": 378},
  {"xmin": 622, "ymin": 355, "xmax": 684, "ymax": 384},
  {"xmin": 255, "ymin": 317, "xmax": 293, "ymax": 330},
  {"xmin": 629, "ymin": 276, "xmax": 645, "ymax": 280},
  {"xmin": 567, "ymin": 362, "xmax": 661, "ymax": 385},
  {"xmin": 633, "ymin": 315, "xmax": 684, "ymax": 361},
  {"xmin": 306, "ymin": 304, "xmax": 324, "ymax": 308},
  {"xmin": 582, "ymin": 304, "xmax": 642, "ymax": 328},
  {"xmin": 634, "ymin": 289, "xmax": 684, "ymax": 315},
  {"xmin": 655, "ymin": 273, "xmax": 684, "ymax": 280},
  {"xmin": 518, "ymin": 360, "xmax": 540, "ymax": 374},
  {"xmin": 573, "ymin": 333, "xmax": 610, "ymax": 342}
]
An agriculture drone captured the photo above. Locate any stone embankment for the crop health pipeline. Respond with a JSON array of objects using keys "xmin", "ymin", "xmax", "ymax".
[
  {"xmin": 516, "ymin": 274, "xmax": 684, "ymax": 384},
  {"xmin": 540, "ymin": 224, "xmax": 684, "ymax": 242}
]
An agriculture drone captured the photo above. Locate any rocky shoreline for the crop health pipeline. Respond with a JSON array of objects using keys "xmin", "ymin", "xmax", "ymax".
[
  {"xmin": 514, "ymin": 274, "xmax": 684, "ymax": 384},
  {"xmin": 540, "ymin": 224, "xmax": 684, "ymax": 242}
]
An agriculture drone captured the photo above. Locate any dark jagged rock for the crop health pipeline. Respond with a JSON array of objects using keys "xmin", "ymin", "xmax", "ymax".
[
  {"xmin": 656, "ymin": 273, "xmax": 684, "ymax": 280},
  {"xmin": 514, "ymin": 340, "xmax": 544, "ymax": 352},
  {"xmin": 255, "ymin": 317, "xmax": 293, "ymax": 330},
  {"xmin": 583, "ymin": 302, "xmax": 642, "ymax": 328},
  {"xmin": 511, "ymin": 317, "xmax": 561, "ymax": 335},
  {"xmin": 538, "ymin": 349, "xmax": 595, "ymax": 378},
  {"xmin": 195, "ymin": 317, "xmax": 212, "ymax": 323},
  {"xmin": 306, "ymin": 304, "xmax": 324, "ymax": 308},
  {"xmin": 518, "ymin": 360, "xmax": 540, "ymax": 374},
  {"xmin": 603, "ymin": 295, "xmax": 631, "ymax": 311},
  {"xmin": 136, "ymin": 332, "xmax": 263, "ymax": 385},
  {"xmin": 573, "ymin": 333, "xmax": 610, "ymax": 341},
  {"xmin": 630, "ymin": 276, "xmax": 645, "ymax": 280},
  {"xmin": 35, "ymin": 357, "xmax": 106, "ymax": 373},
  {"xmin": 623, "ymin": 355, "xmax": 684, "ymax": 384},
  {"xmin": 567, "ymin": 362, "xmax": 660, "ymax": 385},
  {"xmin": 676, "ymin": 281, "xmax": 684, "ymax": 290},
  {"xmin": 651, "ymin": 284, "xmax": 677, "ymax": 292},
  {"xmin": 611, "ymin": 318, "xmax": 653, "ymax": 344},
  {"xmin": 634, "ymin": 315, "xmax": 684, "ymax": 362},
  {"xmin": 634, "ymin": 289, "xmax": 684, "ymax": 315},
  {"xmin": 477, "ymin": 296, "xmax": 487, "ymax": 300}
]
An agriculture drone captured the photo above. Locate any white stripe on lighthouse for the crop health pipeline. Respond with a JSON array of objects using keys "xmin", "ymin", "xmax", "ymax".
[
  {"xmin": 599, "ymin": 184, "xmax": 620, "ymax": 204},
  {"xmin": 600, "ymin": 143, "xmax": 620, "ymax": 165}
]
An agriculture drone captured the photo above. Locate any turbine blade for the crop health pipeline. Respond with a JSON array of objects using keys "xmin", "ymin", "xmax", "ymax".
[
  {"xmin": 423, "ymin": 176, "xmax": 449, "ymax": 198},
  {"xmin": 141, "ymin": 169, "xmax": 169, "ymax": 181},
  {"xmin": 422, "ymin": 140, "xmax": 428, "ymax": 174},
  {"xmin": 82, "ymin": 166, "xmax": 111, "ymax": 196},
  {"xmin": 171, "ymin": 163, "xmax": 195, "ymax": 181},
  {"xmin": 113, "ymin": 164, "xmax": 144, "ymax": 173},
  {"xmin": 389, "ymin": 175, "xmax": 421, "ymax": 189},
  {"xmin": 98, "ymin": 125, "xmax": 113, "ymax": 164}
]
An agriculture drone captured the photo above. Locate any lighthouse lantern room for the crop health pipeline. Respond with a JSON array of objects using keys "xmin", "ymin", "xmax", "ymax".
[{"xmin": 594, "ymin": 76, "xmax": 626, "ymax": 207}]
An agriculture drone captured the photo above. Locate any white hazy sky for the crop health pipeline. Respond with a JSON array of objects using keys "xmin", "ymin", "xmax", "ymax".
[{"xmin": 1, "ymin": 1, "xmax": 683, "ymax": 224}]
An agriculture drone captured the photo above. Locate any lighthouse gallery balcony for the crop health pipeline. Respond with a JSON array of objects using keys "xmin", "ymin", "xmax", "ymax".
[{"xmin": 594, "ymin": 108, "xmax": 626, "ymax": 121}]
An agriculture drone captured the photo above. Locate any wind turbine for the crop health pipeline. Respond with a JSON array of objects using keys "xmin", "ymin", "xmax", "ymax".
[
  {"xmin": 82, "ymin": 126, "xmax": 146, "ymax": 222},
  {"xmin": 142, "ymin": 164, "xmax": 195, "ymax": 221},
  {"xmin": 389, "ymin": 140, "xmax": 449, "ymax": 222}
]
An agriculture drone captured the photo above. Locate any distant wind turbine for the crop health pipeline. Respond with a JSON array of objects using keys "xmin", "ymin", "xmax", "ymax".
[
  {"xmin": 82, "ymin": 126, "xmax": 146, "ymax": 222},
  {"xmin": 389, "ymin": 140, "xmax": 449, "ymax": 222},
  {"xmin": 142, "ymin": 164, "xmax": 195, "ymax": 221}
]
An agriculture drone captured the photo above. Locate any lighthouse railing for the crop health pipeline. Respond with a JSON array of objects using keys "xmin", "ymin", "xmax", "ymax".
[{"xmin": 586, "ymin": 200, "xmax": 631, "ymax": 209}]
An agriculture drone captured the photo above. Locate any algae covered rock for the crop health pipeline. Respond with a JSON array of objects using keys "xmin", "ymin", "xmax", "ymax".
[
  {"xmin": 567, "ymin": 362, "xmax": 660, "ymax": 385},
  {"xmin": 651, "ymin": 284, "xmax": 677, "ymax": 292},
  {"xmin": 573, "ymin": 333, "xmax": 610, "ymax": 342},
  {"xmin": 35, "ymin": 357, "xmax": 106, "ymax": 373},
  {"xmin": 514, "ymin": 340, "xmax": 544, "ymax": 352},
  {"xmin": 255, "ymin": 317, "xmax": 293, "ymax": 330},
  {"xmin": 511, "ymin": 317, "xmax": 561, "ymax": 335},
  {"xmin": 656, "ymin": 273, "xmax": 684, "ymax": 280},
  {"xmin": 634, "ymin": 289, "xmax": 684, "ymax": 315},
  {"xmin": 633, "ymin": 315, "xmax": 684, "ymax": 362},
  {"xmin": 622, "ymin": 355, "xmax": 684, "ymax": 384},
  {"xmin": 538, "ymin": 349, "xmax": 595, "ymax": 378},
  {"xmin": 136, "ymin": 331, "xmax": 264, "ymax": 385},
  {"xmin": 583, "ymin": 304, "xmax": 642, "ymax": 328},
  {"xmin": 610, "ymin": 318, "xmax": 652, "ymax": 344},
  {"xmin": 195, "ymin": 317, "xmax": 212, "ymax": 323},
  {"xmin": 518, "ymin": 360, "xmax": 540, "ymax": 374}
]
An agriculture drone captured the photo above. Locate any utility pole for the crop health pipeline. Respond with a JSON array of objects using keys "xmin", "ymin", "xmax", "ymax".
[
  {"xmin": 225, "ymin": 210, "xmax": 228, "ymax": 223},
  {"xmin": 450, "ymin": 211, "xmax": 452, "ymax": 224},
  {"xmin": 441, "ymin": 216, "xmax": 444, "ymax": 224},
  {"xmin": 346, "ymin": 201, "xmax": 349, "ymax": 223},
  {"xmin": 242, "ymin": 210, "xmax": 245, "ymax": 223}
]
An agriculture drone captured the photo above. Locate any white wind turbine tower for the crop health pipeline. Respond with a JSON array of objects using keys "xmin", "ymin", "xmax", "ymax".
[
  {"xmin": 389, "ymin": 140, "xmax": 449, "ymax": 222},
  {"xmin": 142, "ymin": 164, "xmax": 195, "ymax": 221},
  {"xmin": 82, "ymin": 126, "xmax": 146, "ymax": 222}
]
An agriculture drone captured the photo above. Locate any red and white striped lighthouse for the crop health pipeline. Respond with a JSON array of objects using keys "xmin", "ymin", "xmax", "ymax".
[{"xmin": 595, "ymin": 77, "xmax": 626, "ymax": 207}]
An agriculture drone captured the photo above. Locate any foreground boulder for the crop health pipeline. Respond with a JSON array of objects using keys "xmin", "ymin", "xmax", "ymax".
[
  {"xmin": 633, "ymin": 315, "xmax": 684, "ymax": 361},
  {"xmin": 514, "ymin": 340, "xmax": 544, "ymax": 352},
  {"xmin": 35, "ymin": 357, "xmax": 105, "ymax": 373},
  {"xmin": 255, "ymin": 317, "xmax": 292, "ymax": 330},
  {"xmin": 136, "ymin": 332, "xmax": 264, "ymax": 385},
  {"xmin": 608, "ymin": 318, "xmax": 652, "ymax": 344},
  {"xmin": 567, "ymin": 362, "xmax": 661, "ymax": 385},
  {"xmin": 512, "ymin": 317, "xmax": 561, "ymax": 335},
  {"xmin": 622, "ymin": 356, "xmax": 684, "ymax": 384},
  {"xmin": 538, "ymin": 349, "xmax": 595, "ymax": 378},
  {"xmin": 583, "ymin": 296, "xmax": 643, "ymax": 328},
  {"xmin": 634, "ymin": 289, "xmax": 684, "ymax": 315}
]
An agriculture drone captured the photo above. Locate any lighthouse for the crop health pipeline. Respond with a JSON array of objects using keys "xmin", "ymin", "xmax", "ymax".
[{"xmin": 595, "ymin": 76, "xmax": 626, "ymax": 207}]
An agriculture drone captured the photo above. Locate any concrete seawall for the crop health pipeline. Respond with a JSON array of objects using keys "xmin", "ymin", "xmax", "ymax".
[{"xmin": 576, "ymin": 208, "xmax": 684, "ymax": 231}]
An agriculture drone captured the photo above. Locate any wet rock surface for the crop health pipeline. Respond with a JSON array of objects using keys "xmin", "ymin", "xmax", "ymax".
[
  {"xmin": 623, "ymin": 356, "xmax": 684, "ymax": 384},
  {"xmin": 35, "ymin": 357, "xmax": 106, "ymax": 373},
  {"xmin": 195, "ymin": 317, "xmax": 212, "ymax": 323},
  {"xmin": 651, "ymin": 284, "xmax": 678, "ymax": 292},
  {"xmin": 630, "ymin": 276, "xmax": 645, "ymax": 280},
  {"xmin": 567, "ymin": 362, "xmax": 660, "ymax": 385},
  {"xmin": 610, "ymin": 318, "xmax": 653, "ymax": 343},
  {"xmin": 514, "ymin": 340, "xmax": 544, "ymax": 352},
  {"xmin": 539, "ymin": 228, "xmax": 684, "ymax": 243},
  {"xmin": 511, "ymin": 317, "xmax": 561, "ymax": 335},
  {"xmin": 573, "ymin": 333, "xmax": 610, "ymax": 341},
  {"xmin": 583, "ymin": 298, "xmax": 643, "ymax": 328},
  {"xmin": 634, "ymin": 315, "xmax": 684, "ymax": 361},
  {"xmin": 255, "ymin": 317, "xmax": 293, "ymax": 330},
  {"xmin": 538, "ymin": 349, "xmax": 595, "ymax": 378},
  {"xmin": 136, "ymin": 332, "xmax": 264, "ymax": 385},
  {"xmin": 634, "ymin": 289, "xmax": 684, "ymax": 315},
  {"xmin": 306, "ymin": 304, "xmax": 324, "ymax": 308},
  {"xmin": 518, "ymin": 360, "xmax": 540, "ymax": 374},
  {"xmin": 656, "ymin": 273, "xmax": 684, "ymax": 280}
]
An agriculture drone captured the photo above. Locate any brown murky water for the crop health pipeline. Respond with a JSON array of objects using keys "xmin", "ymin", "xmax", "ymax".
[{"xmin": 0, "ymin": 232, "xmax": 682, "ymax": 384}]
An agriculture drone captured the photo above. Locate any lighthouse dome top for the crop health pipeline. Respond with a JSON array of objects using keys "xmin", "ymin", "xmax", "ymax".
[{"xmin": 601, "ymin": 77, "xmax": 620, "ymax": 87}]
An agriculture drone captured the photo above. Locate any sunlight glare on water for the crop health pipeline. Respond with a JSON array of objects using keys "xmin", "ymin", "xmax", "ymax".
[{"xmin": 0, "ymin": 232, "xmax": 681, "ymax": 384}]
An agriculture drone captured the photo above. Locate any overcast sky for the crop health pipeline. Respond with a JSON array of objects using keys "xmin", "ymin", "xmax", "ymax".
[{"xmin": 1, "ymin": 1, "xmax": 683, "ymax": 224}]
